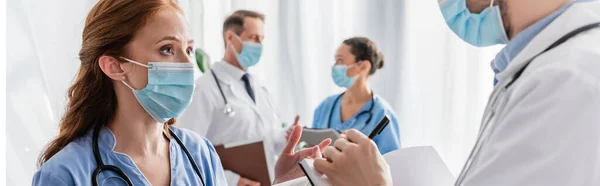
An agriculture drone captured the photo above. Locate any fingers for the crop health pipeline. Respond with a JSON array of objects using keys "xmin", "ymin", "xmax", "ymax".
[
  {"xmin": 294, "ymin": 145, "xmax": 319, "ymax": 159},
  {"xmin": 285, "ymin": 130, "xmax": 292, "ymax": 141},
  {"xmin": 239, "ymin": 177, "xmax": 261, "ymax": 186},
  {"xmin": 317, "ymin": 138, "xmax": 332, "ymax": 150},
  {"xmin": 314, "ymin": 158, "xmax": 335, "ymax": 175},
  {"xmin": 345, "ymin": 129, "xmax": 370, "ymax": 144},
  {"xmin": 282, "ymin": 125, "xmax": 302, "ymax": 154},
  {"xmin": 311, "ymin": 145, "xmax": 322, "ymax": 159},
  {"xmin": 293, "ymin": 115, "xmax": 300, "ymax": 126},
  {"xmin": 322, "ymin": 146, "xmax": 341, "ymax": 162},
  {"xmin": 333, "ymin": 137, "xmax": 352, "ymax": 152}
]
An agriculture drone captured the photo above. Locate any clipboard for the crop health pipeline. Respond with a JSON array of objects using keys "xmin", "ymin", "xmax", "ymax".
[
  {"xmin": 214, "ymin": 140, "xmax": 272, "ymax": 186},
  {"xmin": 299, "ymin": 128, "xmax": 340, "ymax": 147}
]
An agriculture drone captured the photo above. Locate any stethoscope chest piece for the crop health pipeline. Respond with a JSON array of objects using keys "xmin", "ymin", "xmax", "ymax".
[{"xmin": 223, "ymin": 104, "xmax": 235, "ymax": 117}]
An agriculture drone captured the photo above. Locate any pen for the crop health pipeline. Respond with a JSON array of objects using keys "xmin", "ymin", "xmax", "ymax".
[{"xmin": 368, "ymin": 115, "xmax": 390, "ymax": 139}]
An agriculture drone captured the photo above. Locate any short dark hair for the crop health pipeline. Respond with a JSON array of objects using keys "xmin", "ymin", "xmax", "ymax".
[
  {"xmin": 342, "ymin": 37, "xmax": 385, "ymax": 75},
  {"xmin": 222, "ymin": 10, "xmax": 265, "ymax": 46}
]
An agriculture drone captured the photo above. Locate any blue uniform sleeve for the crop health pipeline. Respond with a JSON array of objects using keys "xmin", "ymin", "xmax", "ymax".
[
  {"xmin": 373, "ymin": 110, "xmax": 401, "ymax": 155},
  {"xmin": 202, "ymin": 137, "xmax": 228, "ymax": 186},
  {"xmin": 32, "ymin": 170, "xmax": 71, "ymax": 186}
]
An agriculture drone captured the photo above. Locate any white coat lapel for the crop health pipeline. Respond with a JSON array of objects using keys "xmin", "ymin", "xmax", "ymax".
[
  {"xmin": 497, "ymin": 2, "xmax": 600, "ymax": 82},
  {"xmin": 212, "ymin": 63, "xmax": 264, "ymax": 122}
]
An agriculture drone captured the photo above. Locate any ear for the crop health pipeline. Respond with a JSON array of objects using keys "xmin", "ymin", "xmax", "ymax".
[
  {"xmin": 98, "ymin": 55, "xmax": 126, "ymax": 81},
  {"xmin": 359, "ymin": 60, "xmax": 372, "ymax": 74},
  {"xmin": 225, "ymin": 30, "xmax": 236, "ymax": 46}
]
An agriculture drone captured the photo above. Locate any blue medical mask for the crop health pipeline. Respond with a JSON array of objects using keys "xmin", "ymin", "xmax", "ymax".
[
  {"xmin": 331, "ymin": 63, "xmax": 359, "ymax": 88},
  {"xmin": 121, "ymin": 57, "xmax": 195, "ymax": 123},
  {"xmin": 230, "ymin": 34, "xmax": 263, "ymax": 69},
  {"xmin": 440, "ymin": 0, "xmax": 508, "ymax": 47}
]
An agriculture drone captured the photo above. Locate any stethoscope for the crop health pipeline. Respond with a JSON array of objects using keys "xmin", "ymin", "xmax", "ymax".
[
  {"xmin": 91, "ymin": 125, "xmax": 206, "ymax": 186},
  {"xmin": 455, "ymin": 22, "xmax": 600, "ymax": 186},
  {"xmin": 327, "ymin": 91, "xmax": 375, "ymax": 131},
  {"xmin": 211, "ymin": 69, "xmax": 236, "ymax": 117}
]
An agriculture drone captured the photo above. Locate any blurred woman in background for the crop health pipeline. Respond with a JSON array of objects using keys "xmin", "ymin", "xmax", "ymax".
[{"xmin": 312, "ymin": 37, "xmax": 401, "ymax": 154}]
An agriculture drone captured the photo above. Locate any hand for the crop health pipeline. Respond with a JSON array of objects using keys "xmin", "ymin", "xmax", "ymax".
[
  {"xmin": 237, "ymin": 177, "xmax": 261, "ymax": 186},
  {"xmin": 273, "ymin": 125, "xmax": 332, "ymax": 184},
  {"xmin": 285, "ymin": 115, "xmax": 300, "ymax": 141},
  {"xmin": 314, "ymin": 129, "xmax": 392, "ymax": 186}
]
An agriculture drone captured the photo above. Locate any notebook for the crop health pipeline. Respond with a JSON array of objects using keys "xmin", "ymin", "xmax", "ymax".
[{"xmin": 298, "ymin": 159, "xmax": 330, "ymax": 186}]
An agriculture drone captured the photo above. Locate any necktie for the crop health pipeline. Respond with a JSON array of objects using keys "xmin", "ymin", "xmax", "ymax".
[{"xmin": 241, "ymin": 73, "xmax": 255, "ymax": 103}]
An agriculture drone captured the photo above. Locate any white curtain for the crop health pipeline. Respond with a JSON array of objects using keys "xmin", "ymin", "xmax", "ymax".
[{"xmin": 7, "ymin": 0, "xmax": 501, "ymax": 184}]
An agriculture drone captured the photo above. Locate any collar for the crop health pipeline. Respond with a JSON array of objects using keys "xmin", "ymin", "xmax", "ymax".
[
  {"xmin": 491, "ymin": 0, "xmax": 577, "ymax": 83},
  {"xmin": 212, "ymin": 60, "xmax": 261, "ymax": 88},
  {"xmin": 217, "ymin": 60, "xmax": 247, "ymax": 81},
  {"xmin": 93, "ymin": 126, "xmax": 118, "ymax": 152},
  {"xmin": 496, "ymin": 1, "xmax": 600, "ymax": 83}
]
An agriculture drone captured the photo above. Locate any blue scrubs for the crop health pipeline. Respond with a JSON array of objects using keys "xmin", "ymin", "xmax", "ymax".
[
  {"xmin": 312, "ymin": 93, "xmax": 401, "ymax": 154},
  {"xmin": 32, "ymin": 126, "xmax": 226, "ymax": 186}
]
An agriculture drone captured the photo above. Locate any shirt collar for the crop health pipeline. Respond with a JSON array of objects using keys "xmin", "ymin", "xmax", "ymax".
[
  {"xmin": 219, "ymin": 60, "xmax": 248, "ymax": 81},
  {"xmin": 90, "ymin": 126, "xmax": 118, "ymax": 152},
  {"xmin": 491, "ymin": 0, "xmax": 582, "ymax": 84}
]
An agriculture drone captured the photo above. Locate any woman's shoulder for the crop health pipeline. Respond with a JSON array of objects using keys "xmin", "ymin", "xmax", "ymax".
[
  {"xmin": 35, "ymin": 137, "xmax": 95, "ymax": 184},
  {"xmin": 168, "ymin": 126, "xmax": 222, "ymax": 169},
  {"xmin": 373, "ymin": 95, "xmax": 393, "ymax": 109},
  {"xmin": 168, "ymin": 126, "xmax": 214, "ymax": 150},
  {"xmin": 373, "ymin": 95, "xmax": 399, "ymax": 117}
]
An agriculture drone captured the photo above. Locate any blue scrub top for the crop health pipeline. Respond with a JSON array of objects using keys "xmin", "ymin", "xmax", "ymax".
[
  {"xmin": 32, "ymin": 126, "xmax": 226, "ymax": 186},
  {"xmin": 312, "ymin": 93, "xmax": 401, "ymax": 154}
]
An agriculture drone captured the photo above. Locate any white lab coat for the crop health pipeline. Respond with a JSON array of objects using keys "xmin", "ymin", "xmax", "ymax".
[
  {"xmin": 457, "ymin": 2, "xmax": 600, "ymax": 186},
  {"xmin": 177, "ymin": 61, "xmax": 286, "ymax": 186}
]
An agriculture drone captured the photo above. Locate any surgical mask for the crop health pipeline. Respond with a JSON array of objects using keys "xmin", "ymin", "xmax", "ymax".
[
  {"xmin": 120, "ymin": 57, "xmax": 195, "ymax": 123},
  {"xmin": 440, "ymin": 0, "xmax": 508, "ymax": 47},
  {"xmin": 331, "ymin": 63, "xmax": 359, "ymax": 88},
  {"xmin": 230, "ymin": 34, "xmax": 263, "ymax": 69}
]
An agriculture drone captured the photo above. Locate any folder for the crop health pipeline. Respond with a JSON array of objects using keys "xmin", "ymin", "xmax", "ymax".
[
  {"xmin": 299, "ymin": 128, "xmax": 340, "ymax": 147},
  {"xmin": 214, "ymin": 140, "xmax": 272, "ymax": 186}
]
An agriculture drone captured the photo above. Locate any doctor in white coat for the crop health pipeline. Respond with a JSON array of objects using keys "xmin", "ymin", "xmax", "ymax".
[
  {"xmin": 177, "ymin": 10, "xmax": 287, "ymax": 186},
  {"xmin": 312, "ymin": 0, "xmax": 600, "ymax": 185}
]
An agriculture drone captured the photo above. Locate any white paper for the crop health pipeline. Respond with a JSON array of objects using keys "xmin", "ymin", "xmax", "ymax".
[
  {"xmin": 384, "ymin": 146, "xmax": 455, "ymax": 186},
  {"xmin": 299, "ymin": 159, "xmax": 331, "ymax": 186}
]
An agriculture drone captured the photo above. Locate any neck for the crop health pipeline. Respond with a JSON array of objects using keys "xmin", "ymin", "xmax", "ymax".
[
  {"xmin": 345, "ymin": 78, "xmax": 371, "ymax": 103},
  {"xmin": 224, "ymin": 46, "xmax": 246, "ymax": 72},
  {"xmin": 507, "ymin": 0, "xmax": 571, "ymax": 38},
  {"xmin": 109, "ymin": 86, "xmax": 168, "ymax": 157}
]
